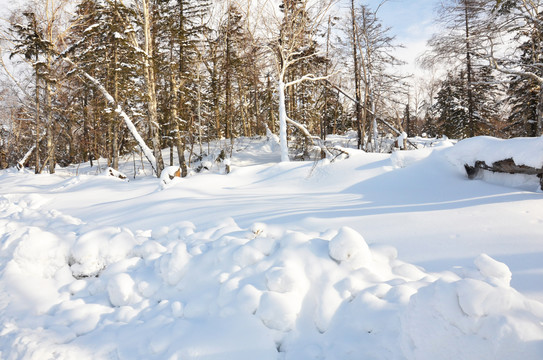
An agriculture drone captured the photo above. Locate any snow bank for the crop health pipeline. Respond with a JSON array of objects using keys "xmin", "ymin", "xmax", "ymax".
[
  {"xmin": 447, "ymin": 136, "xmax": 543, "ymax": 170},
  {"xmin": 445, "ymin": 136, "xmax": 543, "ymax": 191},
  {"xmin": 1, "ymin": 194, "xmax": 542, "ymax": 359}
]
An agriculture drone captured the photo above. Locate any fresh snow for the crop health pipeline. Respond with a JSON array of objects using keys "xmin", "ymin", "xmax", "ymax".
[{"xmin": 0, "ymin": 135, "xmax": 542, "ymax": 359}]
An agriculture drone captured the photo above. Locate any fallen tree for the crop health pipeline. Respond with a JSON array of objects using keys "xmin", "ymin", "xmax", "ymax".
[{"xmin": 464, "ymin": 158, "xmax": 543, "ymax": 190}]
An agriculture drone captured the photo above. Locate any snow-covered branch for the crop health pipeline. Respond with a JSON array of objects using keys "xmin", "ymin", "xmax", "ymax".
[
  {"xmin": 285, "ymin": 73, "xmax": 334, "ymax": 88},
  {"xmin": 285, "ymin": 116, "xmax": 317, "ymax": 145},
  {"xmin": 61, "ymin": 56, "xmax": 158, "ymax": 175}
]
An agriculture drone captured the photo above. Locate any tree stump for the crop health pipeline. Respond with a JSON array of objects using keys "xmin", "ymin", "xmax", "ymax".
[{"xmin": 464, "ymin": 158, "xmax": 543, "ymax": 190}]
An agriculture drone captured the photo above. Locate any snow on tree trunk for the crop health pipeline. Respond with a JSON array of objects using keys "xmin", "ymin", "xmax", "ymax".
[
  {"xmin": 372, "ymin": 118, "xmax": 379, "ymax": 152},
  {"xmin": 537, "ymin": 85, "xmax": 543, "ymax": 137},
  {"xmin": 278, "ymin": 81, "xmax": 289, "ymax": 162},
  {"xmin": 17, "ymin": 144, "xmax": 36, "ymax": 170},
  {"xmin": 75, "ymin": 65, "xmax": 158, "ymax": 176}
]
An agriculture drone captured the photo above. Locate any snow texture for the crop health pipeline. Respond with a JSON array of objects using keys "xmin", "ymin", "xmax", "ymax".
[{"xmin": 0, "ymin": 135, "xmax": 542, "ymax": 359}]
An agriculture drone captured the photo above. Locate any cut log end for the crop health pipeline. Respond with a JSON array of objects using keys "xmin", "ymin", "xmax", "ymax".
[{"xmin": 464, "ymin": 164, "xmax": 479, "ymax": 179}]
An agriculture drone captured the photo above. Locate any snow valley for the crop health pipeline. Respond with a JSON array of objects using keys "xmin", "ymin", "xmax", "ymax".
[{"xmin": 1, "ymin": 135, "xmax": 543, "ymax": 359}]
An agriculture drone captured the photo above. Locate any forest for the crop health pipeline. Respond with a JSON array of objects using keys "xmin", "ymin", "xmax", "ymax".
[{"xmin": 0, "ymin": 0, "xmax": 542, "ymax": 176}]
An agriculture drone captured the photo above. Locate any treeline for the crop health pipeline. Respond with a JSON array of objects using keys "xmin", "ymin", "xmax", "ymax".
[{"xmin": 0, "ymin": 0, "xmax": 541, "ymax": 175}]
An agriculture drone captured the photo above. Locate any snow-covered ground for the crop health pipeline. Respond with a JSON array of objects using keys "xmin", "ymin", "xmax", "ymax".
[{"xmin": 1, "ymin": 135, "xmax": 542, "ymax": 359}]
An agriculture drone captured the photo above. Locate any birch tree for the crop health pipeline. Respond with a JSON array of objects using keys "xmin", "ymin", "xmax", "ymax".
[{"xmin": 268, "ymin": 0, "xmax": 334, "ymax": 162}]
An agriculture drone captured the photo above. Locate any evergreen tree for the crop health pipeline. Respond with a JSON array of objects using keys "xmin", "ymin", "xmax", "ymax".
[
  {"xmin": 425, "ymin": 0, "xmax": 493, "ymax": 138},
  {"xmin": 434, "ymin": 71, "xmax": 467, "ymax": 138},
  {"xmin": 10, "ymin": 11, "xmax": 56, "ymax": 173},
  {"xmin": 434, "ymin": 67, "xmax": 498, "ymax": 138},
  {"xmin": 67, "ymin": 0, "xmax": 142, "ymax": 170},
  {"xmin": 505, "ymin": 32, "xmax": 542, "ymax": 137}
]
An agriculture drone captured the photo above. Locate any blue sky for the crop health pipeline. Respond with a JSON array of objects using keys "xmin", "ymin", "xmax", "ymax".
[
  {"xmin": 0, "ymin": 0, "xmax": 440, "ymax": 75},
  {"xmin": 364, "ymin": 0, "xmax": 441, "ymax": 74}
]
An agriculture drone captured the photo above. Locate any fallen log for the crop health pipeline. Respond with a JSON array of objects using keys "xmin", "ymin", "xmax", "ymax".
[{"xmin": 464, "ymin": 158, "xmax": 543, "ymax": 190}]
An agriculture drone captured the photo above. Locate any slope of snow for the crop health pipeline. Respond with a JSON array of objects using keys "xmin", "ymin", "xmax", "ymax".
[{"xmin": 1, "ymin": 136, "xmax": 542, "ymax": 359}]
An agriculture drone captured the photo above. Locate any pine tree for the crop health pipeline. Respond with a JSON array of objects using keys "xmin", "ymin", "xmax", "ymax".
[
  {"xmin": 425, "ymin": 0, "xmax": 493, "ymax": 138},
  {"xmin": 10, "ymin": 11, "xmax": 56, "ymax": 173},
  {"xmin": 505, "ymin": 33, "xmax": 542, "ymax": 137},
  {"xmin": 156, "ymin": 0, "xmax": 210, "ymax": 173},
  {"xmin": 67, "ymin": 0, "xmax": 143, "ymax": 170},
  {"xmin": 434, "ymin": 71, "xmax": 467, "ymax": 139},
  {"xmin": 434, "ymin": 67, "xmax": 498, "ymax": 138}
]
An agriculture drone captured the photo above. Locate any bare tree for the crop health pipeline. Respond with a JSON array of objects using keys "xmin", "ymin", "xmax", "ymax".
[
  {"xmin": 352, "ymin": 2, "xmax": 404, "ymax": 151},
  {"xmin": 266, "ymin": 0, "xmax": 335, "ymax": 162}
]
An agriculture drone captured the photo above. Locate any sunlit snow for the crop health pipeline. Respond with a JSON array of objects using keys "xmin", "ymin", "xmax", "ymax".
[{"xmin": 0, "ymin": 135, "xmax": 542, "ymax": 359}]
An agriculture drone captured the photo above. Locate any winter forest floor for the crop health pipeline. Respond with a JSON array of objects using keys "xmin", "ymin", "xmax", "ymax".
[{"xmin": 1, "ymin": 134, "xmax": 543, "ymax": 359}]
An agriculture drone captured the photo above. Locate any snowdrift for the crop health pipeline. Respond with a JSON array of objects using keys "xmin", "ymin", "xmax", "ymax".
[
  {"xmin": 1, "ymin": 135, "xmax": 543, "ymax": 359},
  {"xmin": 1, "ymin": 200, "xmax": 543, "ymax": 359}
]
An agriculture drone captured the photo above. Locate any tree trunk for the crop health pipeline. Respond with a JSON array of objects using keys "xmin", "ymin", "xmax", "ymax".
[
  {"xmin": 111, "ymin": 44, "xmax": 120, "ymax": 170},
  {"xmin": 142, "ymin": 0, "xmax": 164, "ymax": 177},
  {"xmin": 351, "ymin": 0, "xmax": 363, "ymax": 149},
  {"xmin": 82, "ymin": 87, "xmax": 90, "ymax": 163},
  {"xmin": 464, "ymin": 0, "xmax": 476, "ymax": 138},
  {"xmin": 34, "ymin": 54, "xmax": 41, "ymax": 174},
  {"xmin": 170, "ymin": 68, "xmax": 188, "ymax": 177},
  {"xmin": 45, "ymin": 78, "xmax": 55, "ymax": 173},
  {"xmin": 538, "ymin": 84, "xmax": 543, "ymax": 136},
  {"xmin": 278, "ymin": 80, "xmax": 289, "ymax": 162},
  {"xmin": 267, "ymin": 73, "xmax": 275, "ymax": 134}
]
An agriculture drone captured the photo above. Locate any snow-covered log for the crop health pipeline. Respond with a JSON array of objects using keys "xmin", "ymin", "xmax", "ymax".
[
  {"xmin": 16, "ymin": 144, "xmax": 36, "ymax": 170},
  {"xmin": 465, "ymin": 158, "xmax": 543, "ymax": 190}
]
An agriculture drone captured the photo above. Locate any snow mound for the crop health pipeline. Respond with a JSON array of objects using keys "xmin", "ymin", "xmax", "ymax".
[
  {"xmin": 445, "ymin": 136, "xmax": 543, "ymax": 191},
  {"xmin": 328, "ymin": 226, "xmax": 372, "ymax": 268},
  {"xmin": 447, "ymin": 136, "xmax": 543, "ymax": 169},
  {"xmin": 0, "ymin": 195, "xmax": 542, "ymax": 359},
  {"xmin": 159, "ymin": 166, "xmax": 183, "ymax": 188},
  {"xmin": 474, "ymin": 253, "xmax": 512, "ymax": 287},
  {"xmin": 403, "ymin": 272, "xmax": 543, "ymax": 360}
]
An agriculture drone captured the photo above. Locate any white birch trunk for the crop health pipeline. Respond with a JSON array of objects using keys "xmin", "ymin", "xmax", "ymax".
[
  {"xmin": 77, "ymin": 66, "xmax": 158, "ymax": 175},
  {"xmin": 17, "ymin": 145, "xmax": 36, "ymax": 170},
  {"xmin": 278, "ymin": 80, "xmax": 289, "ymax": 162},
  {"xmin": 372, "ymin": 118, "xmax": 379, "ymax": 152}
]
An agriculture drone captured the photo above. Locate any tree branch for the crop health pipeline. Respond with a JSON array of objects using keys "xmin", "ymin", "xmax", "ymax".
[{"xmin": 285, "ymin": 73, "xmax": 334, "ymax": 88}]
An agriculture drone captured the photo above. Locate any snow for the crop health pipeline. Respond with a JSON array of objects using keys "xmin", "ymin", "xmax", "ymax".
[
  {"xmin": 447, "ymin": 135, "xmax": 543, "ymax": 169},
  {"xmin": 0, "ymin": 135, "xmax": 543, "ymax": 359}
]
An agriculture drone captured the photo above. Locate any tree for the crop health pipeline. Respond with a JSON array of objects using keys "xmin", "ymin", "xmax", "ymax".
[
  {"xmin": 139, "ymin": 0, "xmax": 164, "ymax": 176},
  {"xmin": 505, "ymin": 38, "xmax": 540, "ymax": 137},
  {"xmin": 352, "ymin": 3, "xmax": 404, "ymax": 151},
  {"xmin": 348, "ymin": 0, "xmax": 363, "ymax": 149},
  {"xmin": 424, "ymin": 0, "xmax": 493, "ymax": 138},
  {"xmin": 486, "ymin": 0, "xmax": 543, "ymax": 136},
  {"xmin": 10, "ymin": 11, "xmax": 55, "ymax": 173},
  {"xmin": 68, "ymin": 0, "xmax": 143, "ymax": 170},
  {"xmin": 433, "ymin": 66, "xmax": 499, "ymax": 138},
  {"xmin": 269, "ymin": 0, "xmax": 333, "ymax": 161},
  {"xmin": 156, "ymin": 0, "xmax": 209, "ymax": 174}
]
